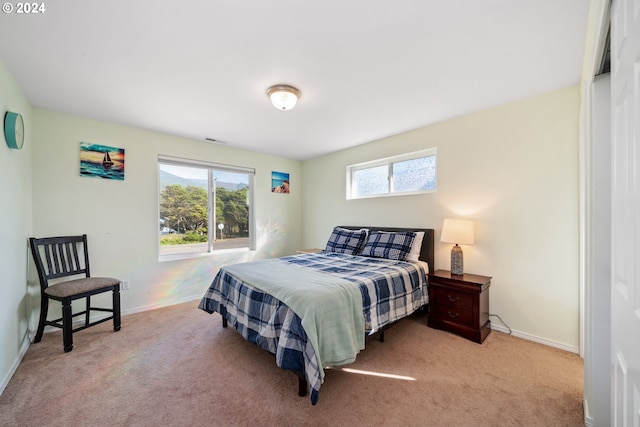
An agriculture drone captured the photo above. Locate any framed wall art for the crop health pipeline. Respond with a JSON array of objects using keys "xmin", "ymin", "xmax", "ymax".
[
  {"xmin": 271, "ymin": 171, "xmax": 289, "ymax": 193},
  {"xmin": 80, "ymin": 142, "xmax": 125, "ymax": 180}
]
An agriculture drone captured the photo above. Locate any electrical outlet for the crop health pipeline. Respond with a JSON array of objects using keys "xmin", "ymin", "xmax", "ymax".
[{"xmin": 120, "ymin": 280, "xmax": 130, "ymax": 290}]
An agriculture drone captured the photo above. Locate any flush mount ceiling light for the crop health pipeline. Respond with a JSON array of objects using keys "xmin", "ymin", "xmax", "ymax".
[{"xmin": 266, "ymin": 84, "xmax": 301, "ymax": 111}]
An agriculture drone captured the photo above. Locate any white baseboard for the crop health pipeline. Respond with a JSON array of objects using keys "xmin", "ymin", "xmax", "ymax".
[
  {"xmin": 584, "ymin": 399, "xmax": 594, "ymax": 427},
  {"xmin": 490, "ymin": 323, "xmax": 580, "ymax": 354},
  {"xmin": 119, "ymin": 294, "xmax": 202, "ymax": 317},
  {"xmin": 0, "ymin": 332, "xmax": 32, "ymax": 397},
  {"xmin": 39, "ymin": 294, "xmax": 203, "ymax": 333}
]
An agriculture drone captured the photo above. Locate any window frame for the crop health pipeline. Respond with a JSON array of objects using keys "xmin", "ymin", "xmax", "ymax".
[
  {"xmin": 346, "ymin": 148, "xmax": 437, "ymax": 200},
  {"xmin": 158, "ymin": 155, "xmax": 256, "ymax": 261}
]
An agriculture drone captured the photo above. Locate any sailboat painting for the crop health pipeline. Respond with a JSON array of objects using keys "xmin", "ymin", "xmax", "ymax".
[{"xmin": 80, "ymin": 142, "xmax": 125, "ymax": 180}]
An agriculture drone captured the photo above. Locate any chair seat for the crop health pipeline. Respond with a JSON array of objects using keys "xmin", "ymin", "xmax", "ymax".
[{"xmin": 45, "ymin": 277, "xmax": 120, "ymax": 298}]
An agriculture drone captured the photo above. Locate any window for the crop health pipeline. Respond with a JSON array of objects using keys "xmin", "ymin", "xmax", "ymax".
[
  {"xmin": 158, "ymin": 155, "xmax": 255, "ymax": 260},
  {"xmin": 346, "ymin": 148, "xmax": 436, "ymax": 199}
]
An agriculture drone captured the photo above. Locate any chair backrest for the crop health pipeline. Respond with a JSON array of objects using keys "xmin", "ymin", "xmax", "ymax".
[{"xmin": 30, "ymin": 235, "xmax": 91, "ymax": 290}]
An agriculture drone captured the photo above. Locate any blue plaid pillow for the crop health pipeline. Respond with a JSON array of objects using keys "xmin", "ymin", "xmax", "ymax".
[
  {"xmin": 360, "ymin": 230, "xmax": 416, "ymax": 261},
  {"xmin": 324, "ymin": 227, "xmax": 368, "ymax": 255}
]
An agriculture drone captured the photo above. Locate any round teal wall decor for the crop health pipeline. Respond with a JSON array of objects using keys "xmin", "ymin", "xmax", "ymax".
[{"xmin": 4, "ymin": 111, "xmax": 24, "ymax": 150}]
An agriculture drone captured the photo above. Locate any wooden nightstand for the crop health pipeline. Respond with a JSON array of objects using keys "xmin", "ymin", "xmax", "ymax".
[{"xmin": 427, "ymin": 269, "xmax": 491, "ymax": 344}]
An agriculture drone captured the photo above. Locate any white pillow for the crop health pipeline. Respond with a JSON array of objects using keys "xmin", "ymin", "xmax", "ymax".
[{"xmin": 405, "ymin": 231, "xmax": 424, "ymax": 262}]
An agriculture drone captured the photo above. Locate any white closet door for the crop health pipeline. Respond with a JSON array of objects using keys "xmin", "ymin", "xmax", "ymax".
[{"xmin": 610, "ymin": 0, "xmax": 640, "ymax": 425}]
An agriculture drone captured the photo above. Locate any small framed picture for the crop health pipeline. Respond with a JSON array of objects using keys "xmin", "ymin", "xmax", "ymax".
[
  {"xmin": 80, "ymin": 142, "xmax": 125, "ymax": 181},
  {"xmin": 271, "ymin": 171, "xmax": 289, "ymax": 194}
]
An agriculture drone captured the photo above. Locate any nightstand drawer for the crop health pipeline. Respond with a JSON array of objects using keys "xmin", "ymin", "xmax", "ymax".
[
  {"xmin": 432, "ymin": 305, "xmax": 474, "ymax": 326},
  {"xmin": 433, "ymin": 287, "xmax": 473, "ymax": 309}
]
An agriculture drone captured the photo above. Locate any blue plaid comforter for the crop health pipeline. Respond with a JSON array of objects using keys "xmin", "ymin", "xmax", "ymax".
[{"xmin": 198, "ymin": 252, "xmax": 429, "ymax": 405}]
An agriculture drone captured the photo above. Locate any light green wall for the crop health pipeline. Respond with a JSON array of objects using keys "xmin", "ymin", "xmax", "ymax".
[
  {"xmin": 31, "ymin": 108, "xmax": 303, "ymax": 318},
  {"xmin": 0, "ymin": 58, "xmax": 33, "ymax": 391},
  {"xmin": 302, "ymin": 85, "xmax": 581, "ymax": 350}
]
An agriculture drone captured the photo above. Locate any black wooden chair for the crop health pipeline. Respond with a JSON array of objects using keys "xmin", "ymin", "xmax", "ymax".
[{"xmin": 29, "ymin": 234, "xmax": 121, "ymax": 352}]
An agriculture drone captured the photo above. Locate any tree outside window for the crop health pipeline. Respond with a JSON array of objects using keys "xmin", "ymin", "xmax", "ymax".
[{"xmin": 158, "ymin": 158, "xmax": 254, "ymax": 259}]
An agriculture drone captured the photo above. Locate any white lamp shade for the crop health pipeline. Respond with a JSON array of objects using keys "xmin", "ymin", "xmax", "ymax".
[
  {"xmin": 440, "ymin": 218, "xmax": 475, "ymax": 245},
  {"xmin": 267, "ymin": 85, "xmax": 301, "ymax": 110}
]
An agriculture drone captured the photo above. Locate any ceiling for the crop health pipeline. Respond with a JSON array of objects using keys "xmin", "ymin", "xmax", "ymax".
[{"xmin": 0, "ymin": 1, "xmax": 588, "ymax": 161}]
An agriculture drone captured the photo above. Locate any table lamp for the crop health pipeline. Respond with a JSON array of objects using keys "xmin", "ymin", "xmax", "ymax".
[{"xmin": 440, "ymin": 218, "xmax": 475, "ymax": 275}]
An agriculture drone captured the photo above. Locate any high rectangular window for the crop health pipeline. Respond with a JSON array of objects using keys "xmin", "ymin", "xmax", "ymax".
[
  {"xmin": 346, "ymin": 148, "xmax": 436, "ymax": 199},
  {"xmin": 158, "ymin": 155, "xmax": 255, "ymax": 260}
]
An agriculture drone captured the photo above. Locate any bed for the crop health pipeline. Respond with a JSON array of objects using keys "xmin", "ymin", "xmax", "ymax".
[{"xmin": 198, "ymin": 226, "xmax": 435, "ymax": 404}]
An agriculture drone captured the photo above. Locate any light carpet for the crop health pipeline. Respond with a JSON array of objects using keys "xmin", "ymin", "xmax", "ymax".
[{"xmin": 0, "ymin": 301, "xmax": 584, "ymax": 426}]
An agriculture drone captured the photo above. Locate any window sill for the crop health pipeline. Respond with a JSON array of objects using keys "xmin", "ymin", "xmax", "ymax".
[
  {"xmin": 158, "ymin": 246, "xmax": 250, "ymax": 263},
  {"xmin": 347, "ymin": 188, "xmax": 436, "ymax": 200}
]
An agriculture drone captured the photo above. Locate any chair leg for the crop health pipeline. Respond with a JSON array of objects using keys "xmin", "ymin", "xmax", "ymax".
[
  {"xmin": 62, "ymin": 298, "xmax": 73, "ymax": 352},
  {"xmin": 34, "ymin": 295, "xmax": 49, "ymax": 343},
  {"xmin": 85, "ymin": 295, "xmax": 91, "ymax": 326},
  {"xmin": 112, "ymin": 285, "xmax": 121, "ymax": 332}
]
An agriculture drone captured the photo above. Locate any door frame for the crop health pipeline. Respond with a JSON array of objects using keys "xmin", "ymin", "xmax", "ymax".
[{"xmin": 579, "ymin": 1, "xmax": 611, "ymax": 426}]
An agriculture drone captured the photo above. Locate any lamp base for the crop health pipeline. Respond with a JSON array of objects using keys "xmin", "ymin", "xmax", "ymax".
[{"xmin": 450, "ymin": 244, "xmax": 464, "ymax": 275}]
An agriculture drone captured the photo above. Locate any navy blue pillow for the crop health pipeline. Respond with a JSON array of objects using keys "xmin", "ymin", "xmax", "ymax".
[
  {"xmin": 324, "ymin": 227, "xmax": 368, "ymax": 255},
  {"xmin": 360, "ymin": 231, "xmax": 416, "ymax": 261}
]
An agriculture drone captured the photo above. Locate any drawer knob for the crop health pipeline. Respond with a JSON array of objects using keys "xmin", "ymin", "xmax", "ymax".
[
  {"xmin": 447, "ymin": 310, "xmax": 460, "ymax": 318},
  {"xmin": 447, "ymin": 294, "xmax": 460, "ymax": 302}
]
